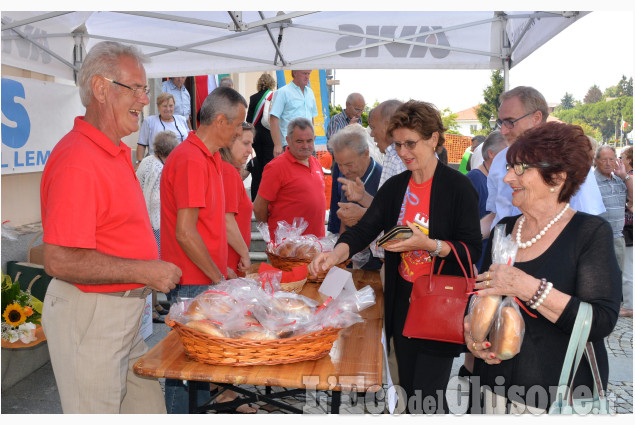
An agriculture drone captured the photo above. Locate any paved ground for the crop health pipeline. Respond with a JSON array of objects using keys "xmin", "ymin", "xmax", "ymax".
[{"xmin": 2, "ymin": 315, "xmax": 632, "ymax": 415}]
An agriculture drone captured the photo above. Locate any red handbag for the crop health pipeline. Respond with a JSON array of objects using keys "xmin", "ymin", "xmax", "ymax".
[{"xmin": 402, "ymin": 241, "xmax": 475, "ymax": 344}]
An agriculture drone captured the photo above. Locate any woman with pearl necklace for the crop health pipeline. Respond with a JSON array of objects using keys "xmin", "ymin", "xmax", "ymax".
[{"xmin": 464, "ymin": 122, "xmax": 621, "ymax": 414}]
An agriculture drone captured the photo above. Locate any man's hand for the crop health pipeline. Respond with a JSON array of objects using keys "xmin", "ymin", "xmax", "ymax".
[
  {"xmin": 336, "ymin": 202, "xmax": 366, "ymax": 227},
  {"xmin": 144, "ymin": 260, "xmax": 182, "ymax": 293},
  {"xmin": 614, "ymin": 158, "xmax": 627, "ymax": 179},
  {"xmin": 338, "ymin": 177, "xmax": 366, "ymax": 203},
  {"xmin": 226, "ymin": 268, "xmax": 238, "ymax": 279},
  {"xmin": 238, "ymin": 254, "xmax": 251, "ymax": 273},
  {"xmin": 273, "ymin": 143, "xmax": 283, "ymax": 157}
]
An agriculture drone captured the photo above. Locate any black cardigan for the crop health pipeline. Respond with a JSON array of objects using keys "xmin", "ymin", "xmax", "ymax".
[{"xmin": 338, "ymin": 162, "xmax": 482, "ymax": 355}]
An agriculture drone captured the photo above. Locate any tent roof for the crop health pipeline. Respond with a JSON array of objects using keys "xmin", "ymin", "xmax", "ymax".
[{"xmin": 1, "ymin": 11, "xmax": 589, "ymax": 80}]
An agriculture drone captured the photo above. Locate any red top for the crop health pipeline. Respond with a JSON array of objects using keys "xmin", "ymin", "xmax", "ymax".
[
  {"xmin": 221, "ymin": 160, "xmax": 253, "ymax": 273},
  {"xmin": 40, "ymin": 117, "xmax": 158, "ymax": 293},
  {"xmin": 398, "ymin": 177, "xmax": 433, "ymax": 282},
  {"xmin": 160, "ymin": 132, "xmax": 227, "ymax": 284},
  {"xmin": 258, "ymin": 150, "xmax": 326, "ymax": 238}
]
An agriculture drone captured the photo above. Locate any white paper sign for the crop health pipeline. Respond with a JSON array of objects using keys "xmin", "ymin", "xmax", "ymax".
[{"xmin": 318, "ymin": 267, "xmax": 356, "ymax": 300}]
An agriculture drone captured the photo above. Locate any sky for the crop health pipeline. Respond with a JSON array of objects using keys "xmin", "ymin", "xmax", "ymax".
[{"xmin": 332, "ymin": 9, "xmax": 634, "ymax": 114}]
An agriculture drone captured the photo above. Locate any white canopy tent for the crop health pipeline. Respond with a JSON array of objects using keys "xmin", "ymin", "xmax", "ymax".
[{"xmin": 2, "ymin": 11, "xmax": 589, "ymax": 86}]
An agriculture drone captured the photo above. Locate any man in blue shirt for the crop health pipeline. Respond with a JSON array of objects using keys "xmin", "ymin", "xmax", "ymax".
[
  {"xmin": 161, "ymin": 77, "xmax": 191, "ymax": 127},
  {"xmin": 269, "ymin": 70, "xmax": 318, "ymax": 157}
]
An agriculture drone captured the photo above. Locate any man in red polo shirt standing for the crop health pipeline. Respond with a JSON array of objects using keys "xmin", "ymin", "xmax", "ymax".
[
  {"xmin": 254, "ymin": 117, "xmax": 326, "ymax": 238},
  {"xmin": 160, "ymin": 86, "xmax": 247, "ymax": 413},
  {"xmin": 40, "ymin": 41, "xmax": 182, "ymax": 413}
]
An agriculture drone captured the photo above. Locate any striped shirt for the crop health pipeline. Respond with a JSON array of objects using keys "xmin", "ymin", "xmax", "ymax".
[
  {"xmin": 594, "ymin": 168, "xmax": 627, "ymax": 238},
  {"xmin": 379, "ymin": 144, "xmax": 407, "ymax": 187},
  {"xmin": 326, "ymin": 111, "xmax": 353, "ymax": 140}
]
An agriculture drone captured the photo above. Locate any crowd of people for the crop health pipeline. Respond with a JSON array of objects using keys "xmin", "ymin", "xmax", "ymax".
[{"xmin": 38, "ymin": 40, "xmax": 631, "ymax": 415}]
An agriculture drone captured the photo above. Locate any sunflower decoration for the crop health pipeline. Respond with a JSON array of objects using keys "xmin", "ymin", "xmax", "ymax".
[
  {"xmin": 1, "ymin": 273, "xmax": 42, "ymax": 343},
  {"xmin": 3, "ymin": 303, "xmax": 27, "ymax": 326}
]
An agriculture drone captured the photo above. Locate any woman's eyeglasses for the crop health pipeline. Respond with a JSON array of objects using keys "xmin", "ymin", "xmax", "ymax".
[
  {"xmin": 394, "ymin": 138, "xmax": 423, "ymax": 151},
  {"xmin": 506, "ymin": 162, "xmax": 551, "ymax": 176}
]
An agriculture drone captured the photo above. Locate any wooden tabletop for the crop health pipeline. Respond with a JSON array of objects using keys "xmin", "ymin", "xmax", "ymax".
[{"xmin": 133, "ymin": 269, "xmax": 384, "ymax": 392}]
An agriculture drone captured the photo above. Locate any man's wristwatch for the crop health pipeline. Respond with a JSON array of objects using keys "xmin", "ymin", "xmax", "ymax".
[
  {"xmin": 623, "ymin": 174, "xmax": 631, "ymax": 182},
  {"xmin": 429, "ymin": 239, "xmax": 443, "ymax": 257}
]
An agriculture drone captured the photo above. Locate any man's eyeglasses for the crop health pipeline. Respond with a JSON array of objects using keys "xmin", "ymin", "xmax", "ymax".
[
  {"xmin": 102, "ymin": 77, "xmax": 150, "ymax": 98},
  {"xmin": 496, "ymin": 111, "xmax": 535, "ymax": 129},
  {"xmin": 506, "ymin": 162, "xmax": 551, "ymax": 176},
  {"xmin": 394, "ymin": 139, "xmax": 423, "ymax": 151}
]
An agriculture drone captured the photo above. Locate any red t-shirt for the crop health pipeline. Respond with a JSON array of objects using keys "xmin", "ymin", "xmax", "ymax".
[
  {"xmin": 398, "ymin": 177, "xmax": 433, "ymax": 282},
  {"xmin": 258, "ymin": 150, "xmax": 326, "ymax": 238},
  {"xmin": 221, "ymin": 160, "xmax": 253, "ymax": 272},
  {"xmin": 160, "ymin": 132, "xmax": 227, "ymax": 284},
  {"xmin": 40, "ymin": 117, "xmax": 158, "ymax": 293}
]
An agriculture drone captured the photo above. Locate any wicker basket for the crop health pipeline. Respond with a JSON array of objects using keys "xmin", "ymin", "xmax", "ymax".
[
  {"xmin": 246, "ymin": 273, "xmax": 306, "ymax": 294},
  {"xmin": 167, "ymin": 319, "xmax": 340, "ymax": 366},
  {"xmin": 266, "ymin": 250, "xmax": 350, "ymax": 284}
]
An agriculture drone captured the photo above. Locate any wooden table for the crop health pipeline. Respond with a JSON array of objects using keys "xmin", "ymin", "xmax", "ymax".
[{"xmin": 133, "ymin": 269, "xmax": 384, "ymax": 413}]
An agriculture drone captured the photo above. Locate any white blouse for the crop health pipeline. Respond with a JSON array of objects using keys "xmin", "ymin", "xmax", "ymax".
[
  {"xmin": 136, "ymin": 155, "xmax": 164, "ymax": 230},
  {"xmin": 137, "ymin": 114, "xmax": 188, "ymax": 156}
]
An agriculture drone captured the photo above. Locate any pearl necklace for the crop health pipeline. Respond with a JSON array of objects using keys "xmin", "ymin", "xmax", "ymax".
[{"xmin": 516, "ymin": 203, "xmax": 570, "ymax": 249}]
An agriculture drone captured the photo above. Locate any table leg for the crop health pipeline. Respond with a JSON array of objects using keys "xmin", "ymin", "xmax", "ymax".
[
  {"xmin": 331, "ymin": 391, "xmax": 341, "ymax": 414},
  {"xmin": 188, "ymin": 380, "xmax": 199, "ymax": 413}
]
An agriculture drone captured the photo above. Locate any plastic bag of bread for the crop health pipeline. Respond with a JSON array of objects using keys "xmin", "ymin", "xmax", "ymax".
[
  {"xmin": 274, "ymin": 218, "xmax": 308, "ymax": 247},
  {"xmin": 185, "ymin": 290, "xmax": 236, "ymax": 322},
  {"xmin": 250, "ymin": 292, "xmax": 318, "ymax": 337},
  {"xmin": 491, "ymin": 224, "xmax": 519, "ymax": 266},
  {"xmin": 293, "ymin": 235, "xmax": 322, "ymax": 259},
  {"xmin": 466, "ymin": 295, "xmax": 502, "ymax": 342},
  {"xmin": 215, "ymin": 278, "xmax": 271, "ymax": 311},
  {"xmin": 306, "ymin": 286, "xmax": 376, "ymax": 332},
  {"xmin": 489, "ymin": 297, "xmax": 525, "ymax": 360}
]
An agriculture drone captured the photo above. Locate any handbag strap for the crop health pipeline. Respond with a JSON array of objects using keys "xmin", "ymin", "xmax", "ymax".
[
  {"xmin": 433, "ymin": 241, "xmax": 473, "ymax": 277},
  {"xmin": 554, "ymin": 302, "xmax": 605, "ymax": 407},
  {"xmin": 431, "ymin": 241, "xmax": 473, "ymax": 290}
]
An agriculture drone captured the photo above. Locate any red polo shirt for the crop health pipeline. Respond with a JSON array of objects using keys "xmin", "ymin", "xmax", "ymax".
[
  {"xmin": 221, "ymin": 161, "xmax": 253, "ymax": 272},
  {"xmin": 258, "ymin": 150, "xmax": 326, "ymax": 238},
  {"xmin": 40, "ymin": 117, "xmax": 158, "ymax": 293},
  {"xmin": 160, "ymin": 132, "xmax": 227, "ymax": 284}
]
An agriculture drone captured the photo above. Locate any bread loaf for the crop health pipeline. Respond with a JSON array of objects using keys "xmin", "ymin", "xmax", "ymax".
[
  {"xmin": 186, "ymin": 320, "xmax": 225, "ymax": 337},
  {"xmin": 493, "ymin": 306, "xmax": 523, "ymax": 360},
  {"xmin": 276, "ymin": 241, "xmax": 296, "ymax": 257},
  {"xmin": 295, "ymin": 244, "xmax": 320, "ymax": 259},
  {"xmin": 187, "ymin": 293, "xmax": 234, "ymax": 320},
  {"xmin": 469, "ymin": 295, "xmax": 501, "ymax": 342}
]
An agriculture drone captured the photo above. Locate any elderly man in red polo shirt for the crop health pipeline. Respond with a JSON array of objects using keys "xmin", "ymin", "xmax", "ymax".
[
  {"xmin": 159, "ymin": 86, "xmax": 247, "ymax": 413},
  {"xmin": 254, "ymin": 117, "xmax": 326, "ymax": 238},
  {"xmin": 40, "ymin": 41, "xmax": 182, "ymax": 414}
]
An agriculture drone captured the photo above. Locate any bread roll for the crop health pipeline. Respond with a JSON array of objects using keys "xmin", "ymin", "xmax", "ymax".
[
  {"xmin": 276, "ymin": 241, "xmax": 296, "ymax": 257},
  {"xmin": 187, "ymin": 294, "xmax": 234, "ymax": 320},
  {"xmin": 186, "ymin": 320, "xmax": 225, "ymax": 337},
  {"xmin": 493, "ymin": 306, "xmax": 523, "ymax": 360},
  {"xmin": 469, "ymin": 295, "xmax": 501, "ymax": 342},
  {"xmin": 295, "ymin": 244, "xmax": 320, "ymax": 259},
  {"xmin": 278, "ymin": 297, "xmax": 311, "ymax": 317}
]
